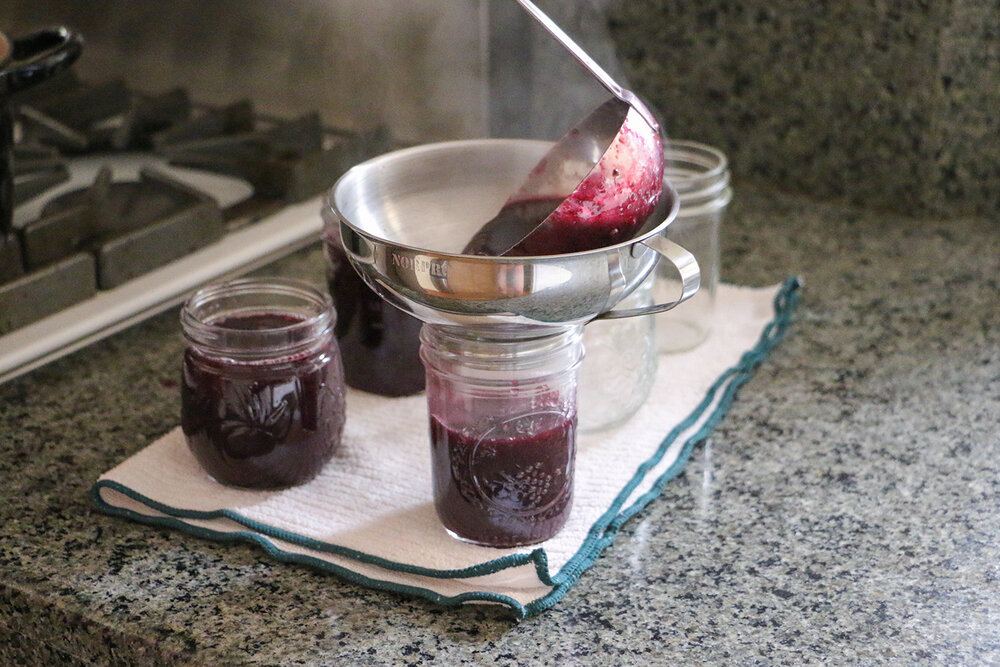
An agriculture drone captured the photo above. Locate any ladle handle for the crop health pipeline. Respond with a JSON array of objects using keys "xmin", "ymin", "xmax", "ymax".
[
  {"xmin": 596, "ymin": 236, "xmax": 700, "ymax": 320},
  {"xmin": 514, "ymin": 0, "xmax": 659, "ymax": 132}
]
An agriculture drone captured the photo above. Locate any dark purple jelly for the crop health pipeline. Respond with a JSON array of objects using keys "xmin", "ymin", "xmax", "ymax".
[
  {"xmin": 324, "ymin": 240, "xmax": 425, "ymax": 396},
  {"xmin": 181, "ymin": 312, "xmax": 346, "ymax": 488},
  {"xmin": 464, "ymin": 196, "xmax": 644, "ymax": 257},
  {"xmin": 429, "ymin": 412, "xmax": 576, "ymax": 547}
]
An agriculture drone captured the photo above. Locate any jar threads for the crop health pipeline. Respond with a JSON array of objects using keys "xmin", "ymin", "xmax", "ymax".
[
  {"xmin": 656, "ymin": 140, "xmax": 732, "ymax": 353},
  {"xmin": 578, "ymin": 275, "xmax": 658, "ymax": 432}
]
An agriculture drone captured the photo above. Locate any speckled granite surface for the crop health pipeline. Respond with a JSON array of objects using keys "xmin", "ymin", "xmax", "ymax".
[
  {"xmin": 1, "ymin": 182, "xmax": 997, "ymax": 664},
  {"xmin": 608, "ymin": 0, "xmax": 1000, "ymax": 219}
]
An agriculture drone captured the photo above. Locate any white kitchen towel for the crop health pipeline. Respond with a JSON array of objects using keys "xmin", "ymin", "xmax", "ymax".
[{"xmin": 92, "ymin": 278, "xmax": 800, "ymax": 618}]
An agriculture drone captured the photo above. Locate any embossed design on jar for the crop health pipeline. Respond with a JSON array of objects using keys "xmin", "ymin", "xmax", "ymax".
[
  {"xmin": 467, "ymin": 412, "xmax": 574, "ymax": 517},
  {"xmin": 219, "ymin": 380, "xmax": 299, "ymax": 459},
  {"xmin": 180, "ymin": 277, "xmax": 345, "ymax": 488},
  {"xmin": 422, "ymin": 323, "xmax": 583, "ymax": 546}
]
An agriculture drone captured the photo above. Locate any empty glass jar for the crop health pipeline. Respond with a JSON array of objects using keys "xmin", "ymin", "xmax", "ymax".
[
  {"xmin": 654, "ymin": 140, "xmax": 732, "ymax": 353},
  {"xmin": 420, "ymin": 324, "xmax": 584, "ymax": 547},
  {"xmin": 578, "ymin": 275, "xmax": 658, "ymax": 432}
]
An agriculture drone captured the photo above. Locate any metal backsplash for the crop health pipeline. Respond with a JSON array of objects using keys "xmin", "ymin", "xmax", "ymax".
[
  {"xmin": 1, "ymin": 0, "xmax": 630, "ymax": 144},
  {"xmin": 0, "ymin": 0, "xmax": 489, "ymax": 143},
  {"xmin": 487, "ymin": 0, "xmax": 629, "ymax": 140}
]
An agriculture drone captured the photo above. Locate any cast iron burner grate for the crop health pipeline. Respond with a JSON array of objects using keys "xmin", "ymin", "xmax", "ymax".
[
  {"xmin": 12, "ymin": 144, "xmax": 70, "ymax": 206},
  {"xmin": 0, "ymin": 71, "xmax": 391, "ymax": 381},
  {"xmin": 21, "ymin": 165, "xmax": 224, "ymax": 288},
  {"xmin": 161, "ymin": 112, "xmax": 363, "ymax": 205}
]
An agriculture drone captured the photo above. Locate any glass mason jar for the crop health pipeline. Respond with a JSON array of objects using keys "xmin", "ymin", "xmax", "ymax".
[
  {"xmin": 420, "ymin": 324, "xmax": 584, "ymax": 547},
  {"xmin": 321, "ymin": 200, "xmax": 425, "ymax": 396},
  {"xmin": 578, "ymin": 275, "xmax": 658, "ymax": 432},
  {"xmin": 180, "ymin": 277, "xmax": 346, "ymax": 488},
  {"xmin": 655, "ymin": 140, "xmax": 732, "ymax": 353}
]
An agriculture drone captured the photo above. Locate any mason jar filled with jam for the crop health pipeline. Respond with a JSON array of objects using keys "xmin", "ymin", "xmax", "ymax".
[
  {"xmin": 420, "ymin": 324, "xmax": 584, "ymax": 547},
  {"xmin": 180, "ymin": 277, "xmax": 346, "ymax": 488},
  {"xmin": 321, "ymin": 200, "xmax": 425, "ymax": 397}
]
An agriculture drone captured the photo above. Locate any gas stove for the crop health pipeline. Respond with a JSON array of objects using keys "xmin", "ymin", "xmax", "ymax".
[{"xmin": 0, "ymin": 73, "xmax": 390, "ymax": 383}]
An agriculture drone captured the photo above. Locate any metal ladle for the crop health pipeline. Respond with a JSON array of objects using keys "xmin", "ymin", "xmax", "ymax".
[
  {"xmin": 464, "ymin": 0, "xmax": 664, "ymax": 256},
  {"xmin": 515, "ymin": 0, "xmax": 659, "ymax": 132}
]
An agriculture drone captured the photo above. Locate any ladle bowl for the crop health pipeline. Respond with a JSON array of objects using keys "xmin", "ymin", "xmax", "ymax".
[
  {"xmin": 463, "ymin": 0, "xmax": 664, "ymax": 256},
  {"xmin": 327, "ymin": 139, "xmax": 699, "ymax": 328},
  {"xmin": 463, "ymin": 99, "xmax": 663, "ymax": 256}
]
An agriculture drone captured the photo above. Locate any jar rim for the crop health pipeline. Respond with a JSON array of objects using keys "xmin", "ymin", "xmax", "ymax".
[
  {"xmin": 665, "ymin": 139, "xmax": 729, "ymax": 178},
  {"xmin": 663, "ymin": 139, "xmax": 732, "ymax": 216},
  {"xmin": 182, "ymin": 277, "xmax": 335, "ymax": 358},
  {"xmin": 419, "ymin": 323, "xmax": 584, "ymax": 378}
]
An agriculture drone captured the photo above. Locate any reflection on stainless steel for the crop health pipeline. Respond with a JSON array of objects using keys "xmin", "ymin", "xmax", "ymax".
[
  {"xmin": 0, "ymin": 0, "xmax": 487, "ymax": 143},
  {"xmin": 699, "ymin": 437, "xmax": 715, "ymax": 519},
  {"xmin": 627, "ymin": 517, "xmax": 652, "ymax": 573},
  {"xmin": 1, "ymin": 0, "xmax": 632, "ymax": 145},
  {"xmin": 514, "ymin": 0, "xmax": 658, "ymax": 131},
  {"xmin": 488, "ymin": 0, "xmax": 632, "ymax": 139},
  {"xmin": 330, "ymin": 139, "xmax": 696, "ymax": 328}
]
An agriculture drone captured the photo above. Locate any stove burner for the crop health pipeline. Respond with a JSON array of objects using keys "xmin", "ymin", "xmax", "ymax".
[
  {"xmin": 18, "ymin": 78, "xmax": 132, "ymax": 152},
  {"xmin": 160, "ymin": 112, "xmax": 390, "ymax": 202},
  {"xmin": 112, "ymin": 88, "xmax": 192, "ymax": 150},
  {"xmin": 151, "ymin": 99, "xmax": 255, "ymax": 149},
  {"xmin": 21, "ymin": 165, "xmax": 224, "ymax": 288},
  {"xmin": 0, "ymin": 253, "xmax": 96, "ymax": 337},
  {"xmin": 13, "ymin": 144, "xmax": 70, "ymax": 206},
  {"xmin": 0, "ymin": 72, "xmax": 392, "ymax": 350},
  {"xmin": 0, "ymin": 233, "xmax": 24, "ymax": 283}
]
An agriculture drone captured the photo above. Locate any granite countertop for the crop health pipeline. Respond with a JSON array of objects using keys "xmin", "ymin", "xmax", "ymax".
[{"xmin": 1, "ymin": 182, "xmax": 997, "ymax": 665}]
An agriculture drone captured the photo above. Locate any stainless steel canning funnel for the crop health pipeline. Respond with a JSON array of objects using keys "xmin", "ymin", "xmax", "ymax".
[{"xmin": 327, "ymin": 139, "xmax": 699, "ymax": 328}]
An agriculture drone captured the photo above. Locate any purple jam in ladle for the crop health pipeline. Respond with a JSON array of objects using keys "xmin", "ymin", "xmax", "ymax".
[{"xmin": 463, "ymin": 0, "xmax": 664, "ymax": 257}]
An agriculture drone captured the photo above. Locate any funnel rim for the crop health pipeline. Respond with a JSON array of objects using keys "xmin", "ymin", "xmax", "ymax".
[{"xmin": 328, "ymin": 138, "xmax": 679, "ymax": 263}]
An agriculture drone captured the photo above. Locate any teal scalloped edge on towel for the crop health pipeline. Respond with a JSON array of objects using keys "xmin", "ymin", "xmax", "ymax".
[{"xmin": 91, "ymin": 277, "xmax": 801, "ymax": 620}]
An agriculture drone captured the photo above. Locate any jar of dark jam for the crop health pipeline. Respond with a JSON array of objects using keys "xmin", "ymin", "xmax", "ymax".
[
  {"xmin": 180, "ymin": 278, "xmax": 346, "ymax": 488},
  {"xmin": 420, "ymin": 324, "xmax": 584, "ymax": 547},
  {"xmin": 321, "ymin": 201, "xmax": 425, "ymax": 397}
]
